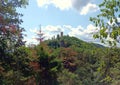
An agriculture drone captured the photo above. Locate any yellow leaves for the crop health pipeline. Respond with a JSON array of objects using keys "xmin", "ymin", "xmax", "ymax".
[{"xmin": 100, "ymin": 76, "xmax": 112, "ymax": 83}]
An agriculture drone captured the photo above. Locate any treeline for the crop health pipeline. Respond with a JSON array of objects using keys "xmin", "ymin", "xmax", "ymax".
[
  {"xmin": 1, "ymin": 35, "xmax": 120, "ymax": 85},
  {"xmin": 0, "ymin": 0, "xmax": 120, "ymax": 85}
]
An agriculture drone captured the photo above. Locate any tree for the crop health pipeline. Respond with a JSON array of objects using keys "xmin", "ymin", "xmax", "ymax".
[
  {"xmin": 58, "ymin": 69, "xmax": 82, "ymax": 85},
  {"xmin": 2, "ymin": 46, "xmax": 33, "ymax": 85},
  {"xmin": 36, "ymin": 25, "xmax": 45, "ymax": 44},
  {"xmin": 35, "ymin": 44, "xmax": 61, "ymax": 85},
  {"xmin": 0, "ymin": 0, "xmax": 28, "ymax": 84},
  {"xmin": 90, "ymin": 0, "xmax": 120, "ymax": 46},
  {"xmin": 95, "ymin": 48, "xmax": 120, "ymax": 85}
]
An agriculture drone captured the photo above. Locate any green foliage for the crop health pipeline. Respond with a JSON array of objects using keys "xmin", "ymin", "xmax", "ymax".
[
  {"xmin": 44, "ymin": 36, "xmax": 120, "ymax": 85},
  {"xmin": 1, "ymin": 32, "xmax": 119, "ymax": 85},
  {"xmin": 90, "ymin": 0, "xmax": 120, "ymax": 46},
  {"xmin": 58, "ymin": 69, "xmax": 82, "ymax": 85},
  {"xmin": 1, "ymin": 0, "xmax": 120, "ymax": 84},
  {"xmin": 35, "ymin": 45, "xmax": 61, "ymax": 85},
  {"xmin": 0, "ymin": 46, "xmax": 33, "ymax": 85},
  {"xmin": 46, "ymin": 36, "xmax": 103, "ymax": 50},
  {"xmin": 13, "ymin": 46, "xmax": 33, "ymax": 77},
  {"xmin": 0, "ymin": 0, "xmax": 30, "ymax": 85},
  {"xmin": 94, "ymin": 48, "xmax": 120, "ymax": 85}
]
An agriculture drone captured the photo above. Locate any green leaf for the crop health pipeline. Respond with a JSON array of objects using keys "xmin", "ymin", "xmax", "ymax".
[{"xmin": 93, "ymin": 34, "xmax": 99, "ymax": 39}]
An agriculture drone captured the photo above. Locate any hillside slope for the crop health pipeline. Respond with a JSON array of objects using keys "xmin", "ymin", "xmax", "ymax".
[{"xmin": 45, "ymin": 35, "xmax": 104, "ymax": 49}]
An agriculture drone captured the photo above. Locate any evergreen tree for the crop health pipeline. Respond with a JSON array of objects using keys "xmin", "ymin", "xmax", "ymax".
[{"xmin": 35, "ymin": 44, "xmax": 61, "ymax": 85}]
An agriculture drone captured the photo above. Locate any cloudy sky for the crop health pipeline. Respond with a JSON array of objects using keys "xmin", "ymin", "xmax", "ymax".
[{"xmin": 18, "ymin": 0, "xmax": 103, "ymax": 45}]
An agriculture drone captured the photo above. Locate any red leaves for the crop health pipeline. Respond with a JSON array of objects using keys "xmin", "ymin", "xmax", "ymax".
[
  {"xmin": 60, "ymin": 48, "xmax": 78, "ymax": 72},
  {"xmin": 0, "ymin": 16, "xmax": 3, "ymax": 20},
  {"xmin": 1, "ymin": 27, "xmax": 7, "ymax": 33},
  {"xmin": 0, "ymin": 16, "xmax": 4, "ymax": 24},
  {"xmin": 9, "ymin": 25, "xmax": 17, "ymax": 33},
  {"xmin": 0, "ymin": 25, "xmax": 17, "ymax": 34},
  {"xmin": 30, "ymin": 61, "xmax": 40, "ymax": 72}
]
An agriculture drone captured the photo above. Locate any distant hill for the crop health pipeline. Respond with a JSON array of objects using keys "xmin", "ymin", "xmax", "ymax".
[
  {"xmin": 91, "ymin": 43, "xmax": 104, "ymax": 48},
  {"xmin": 45, "ymin": 35, "xmax": 104, "ymax": 49}
]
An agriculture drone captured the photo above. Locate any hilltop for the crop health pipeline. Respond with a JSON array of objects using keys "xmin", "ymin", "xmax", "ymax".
[{"xmin": 45, "ymin": 35, "xmax": 104, "ymax": 49}]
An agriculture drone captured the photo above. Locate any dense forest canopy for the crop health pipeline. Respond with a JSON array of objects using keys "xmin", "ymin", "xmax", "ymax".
[{"xmin": 0, "ymin": 0, "xmax": 120, "ymax": 85}]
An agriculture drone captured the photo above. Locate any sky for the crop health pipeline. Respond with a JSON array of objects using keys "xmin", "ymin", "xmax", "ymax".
[{"xmin": 18, "ymin": 0, "xmax": 103, "ymax": 45}]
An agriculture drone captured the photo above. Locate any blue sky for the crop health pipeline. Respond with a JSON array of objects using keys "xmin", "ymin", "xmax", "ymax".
[{"xmin": 18, "ymin": 0, "xmax": 103, "ymax": 45}]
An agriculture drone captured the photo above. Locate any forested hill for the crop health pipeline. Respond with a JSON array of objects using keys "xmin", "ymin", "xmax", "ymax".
[
  {"xmin": 40, "ymin": 35, "xmax": 120, "ymax": 85},
  {"xmin": 45, "ymin": 35, "xmax": 104, "ymax": 49}
]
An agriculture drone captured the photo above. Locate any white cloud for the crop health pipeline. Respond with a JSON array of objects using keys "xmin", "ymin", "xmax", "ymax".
[
  {"xmin": 36, "ymin": 0, "xmax": 99, "ymax": 15},
  {"xmin": 30, "ymin": 28, "xmax": 38, "ymax": 33},
  {"xmin": 26, "ymin": 25, "xmax": 64, "ymax": 45},
  {"xmin": 45, "ymin": 25, "xmax": 64, "ymax": 32},
  {"xmin": 37, "ymin": 0, "xmax": 50, "ymax": 7},
  {"xmin": 68, "ymin": 26, "xmax": 84, "ymax": 36},
  {"xmin": 80, "ymin": 3, "xmax": 99, "ymax": 15},
  {"xmin": 37, "ymin": 0, "xmax": 72, "ymax": 10},
  {"xmin": 63, "ymin": 25, "xmax": 74, "ymax": 32},
  {"xmin": 24, "ymin": 37, "xmax": 39, "ymax": 46},
  {"xmin": 84, "ymin": 24, "xmax": 98, "ymax": 34},
  {"xmin": 71, "ymin": 0, "xmax": 91, "ymax": 11},
  {"xmin": 26, "ymin": 24, "xmax": 99, "ymax": 45},
  {"xmin": 29, "ymin": 25, "xmax": 63, "ymax": 39},
  {"xmin": 51, "ymin": 0, "xmax": 72, "ymax": 10},
  {"xmin": 67, "ymin": 24, "xmax": 98, "ymax": 42}
]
